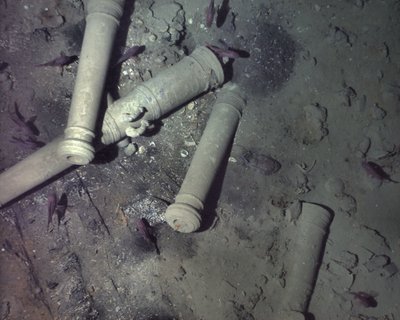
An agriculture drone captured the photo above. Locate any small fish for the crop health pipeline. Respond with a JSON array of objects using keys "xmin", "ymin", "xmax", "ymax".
[
  {"xmin": 36, "ymin": 51, "xmax": 78, "ymax": 67},
  {"xmin": 240, "ymin": 150, "xmax": 281, "ymax": 176},
  {"xmin": 8, "ymin": 103, "xmax": 38, "ymax": 137},
  {"xmin": 350, "ymin": 291, "xmax": 378, "ymax": 308},
  {"xmin": 362, "ymin": 160, "xmax": 398, "ymax": 183},
  {"xmin": 10, "ymin": 136, "xmax": 44, "ymax": 150},
  {"xmin": 206, "ymin": 43, "xmax": 240, "ymax": 59},
  {"xmin": 56, "ymin": 193, "xmax": 68, "ymax": 224},
  {"xmin": 47, "ymin": 192, "xmax": 58, "ymax": 230},
  {"xmin": 114, "ymin": 45, "xmax": 145, "ymax": 67},
  {"xmin": 216, "ymin": 0, "xmax": 230, "ymax": 28},
  {"xmin": 8, "ymin": 103, "xmax": 44, "ymax": 150},
  {"xmin": 136, "ymin": 218, "xmax": 160, "ymax": 255},
  {"xmin": 205, "ymin": 0, "xmax": 215, "ymax": 28}
]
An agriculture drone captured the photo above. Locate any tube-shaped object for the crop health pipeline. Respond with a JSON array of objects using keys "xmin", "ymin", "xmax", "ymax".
[
  {"xmin": 164, "ymin": 83, "xmax": 246, "ymax": 233},
  {"xmin": 283, "ymin": 203, "xmax": 333, "ymax": 315},
  {"xmin": 58, "ymin": 0, "xmax": 125, "ymax": 165},
  {"xmin": 0, "ymin": 47, "xmax": 224, "ymax": 207},
  {"xmin": 0, "ymin": 137, "xmax": 73, "ymax": 207},
  {"xmin": 101, "ymin": 46, "xmax": 224, "ymax": 145}
]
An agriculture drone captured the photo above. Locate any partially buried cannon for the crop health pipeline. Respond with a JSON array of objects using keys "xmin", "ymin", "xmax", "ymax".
[
  {"xmin": 165, "ymin": 82, "xmax": 246, "ymax": 233},
  {"xmin": 0, "ymin": 46, "xmax": 224, "ymax": 207},
  {"xmin": 277, "ymin": 202, "xmax": 333, "ymax": 320}
]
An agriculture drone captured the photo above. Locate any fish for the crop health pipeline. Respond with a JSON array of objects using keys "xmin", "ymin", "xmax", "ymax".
[
  {"xmin": 8, "ymin": 103, "xmax": 38, "ymax": 137},
  {"xmin": 205, "ymin": 0, "xmax": 215, "ymax": 28},
  {"xmin": 216, "ymin": 0, "xmax": 230, "ymax": 28},
  {"xmin": 114, "ymin": 45, "xmax": 145, "ymax": 67},
  {"xmin": 136, "ymin": 218, "xmax": 160, "ymax": 255},
  {"xmin": 362, "ymin": 160, "xmax": 398, "ymax": 183},
  {"xmin": 56, "ymin": 193, "xmax": 68, "ymax": 224},
  {"xmin": 349, "ymin": 291, "xmax": 378, "ymax": 308},
  {"xmin": 47, "ymin": 192, "xmax": 58, "ymax": 230},
  {"xmin": 206, "ymin": 43, "xmax": 240, "ymax": 59},
  {"xmin": 10, "ymin": 136, "xmax": 44, "ymax": 150},
  {"xmin": 240, "ymin": 149, "xmax": 281, "ymax": 176},
  {"xmin": 8, "ymin": 103, "xmax": 44, "ymax": 150},
  {"xmin": 36, "ymin": 51, "xmax": 78, "ymax": 67}
]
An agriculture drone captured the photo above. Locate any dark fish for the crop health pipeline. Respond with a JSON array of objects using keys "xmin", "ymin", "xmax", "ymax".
[
  {"xmin": 216, "ymin": 0, "xmax": 230, "ymax": 28},
  {"xmin": 240, "ymin": 150, "xmax": 281, "ymax": 176},
  {"xmin": 136, "ymin": 218, "xmax": 160, "ymax": 255},
  {"xmin": 350, "ymin": 291, "xmax": 378, "ymax": 308},
  {"xmin": 56, "ymin": 193, "xmax": 68, "ymax": 224},
  {"xmin": 362, "ymin": 160, "xmax": 398, "ymax": 183},
  {"xmin": 218, "ymin": 39, "xmax": 250, "ymax": 58},
  {"xmin": 36, "ymin": 51, "xmax": 78, "ymax": 67},
  {"xmin": 8, "ymin": 103, "xmax": 44, "ymax": 150},
  {"xmin": 47, "ymin": 192, "xmax": 58, "ymax": 230},
  {"xmin": 8, "ymin": 103, "xmax": 38, "ymax": 137},
  {"xmin": 10, "ymin": 136, "xmax": 44, "ymax": 150},
  {"xmin": 114, "ymin": 45, "xmax": 145, "ymax": 67},
  {"xmin": 206, "ymin": 43, "xmax": 240, "ymax": 59},
  {"xmin": 205, "ymin": 0, "xmax": 215, "ymax": 28}
]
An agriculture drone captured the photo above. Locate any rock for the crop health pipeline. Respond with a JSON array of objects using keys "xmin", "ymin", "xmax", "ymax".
[
  {"xmin": 382, "ymin": 262, "xmax": 398, "ymax": 277},
  {"xmin": 286, "ymin": 200, "xmax": 302, "ymax": 222},
  {"xmin": 138, "ymin": 145, "xmax": 146, "ymax": 154},
  {"xmin": 325, "ymin": 178, "xmax": 345, "ymax": 197},
  {"xmin": 146, "ymin": 2, "xmax": 186, "ymax": 45},
  {"xmin": 380, "ymin": 42, "xmax": 390, "ymax": 61},
  {"xmin": 331, "ymin": 26, "xmax": 352, "ymax": 46},
  {"xmin": 37, "ymin": 6, "xmax": 65, "ymax": 29},
  {"xmin": 293, "ymin": 171, "xmax": 311, "ymax": 194},
  {"xmin": 338, "ymin": 193, "xmax": 357, "ymax": 216},
  {"xmin": 233, "ymin": 145, "xmax": 281, "ymax": 176},
  {"xmin": 343, "ymin": 86, "xmax": 357, "ymax": 107},
  {"xmin": 180, "ymin": 149, "xmax": 189, "ymax": 158},
  {"xmin": 332, "ymin": 251, "xmax": 358, "ymax": 270},
  {"xmin": 304, "ymin": 103, "xmax": 327, "ymax": 123},
  {"xmin": 334, "ymin": 27, "xmax": 349, "ymax": 43},
  {"xmin": 176, "ymin": 266, "xmax": 187, "ymax": 280},
  {"xmin": 360, "ymin": 225, "xmax": 391, "ymax": 251},
  {"xmin": 324, "ymin": 260, "xmax": 355, "ymax": 291},
  {"xmin": 241, "ymin": 151, "xmax": 281, "ymax": 175},
  {"xmin": 363, "ymin": 254, "xmax": 389, "ymax": 272},
  {"xmin": 124, "ymin": 143, "xmax": 138, "ymax": 156},
  {"xmin": 356, "ymin": 137, "xmax": 371, "ymax": 158},
  {"xmin": 148, "ymin": 34, "xmax": 157, "ymax": 42},
  {"xmin": 298, "ymin": 104, "xmax": 329, "ymax": 144},
  {"xmin": 370, "ymin": 103, "xmax": 387, "ymax": 120}
]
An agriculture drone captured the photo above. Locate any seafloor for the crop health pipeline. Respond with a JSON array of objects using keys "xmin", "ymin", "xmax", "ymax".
[{"xmin": 0, "ymin": 0, "xmax": 399, "ymax": 319}]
